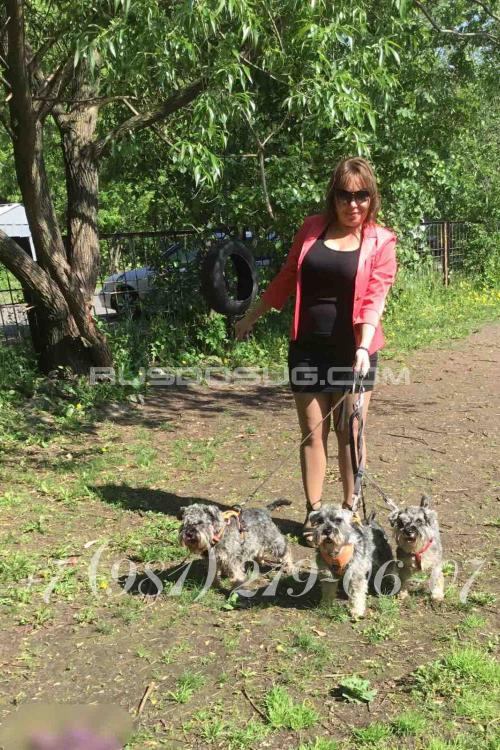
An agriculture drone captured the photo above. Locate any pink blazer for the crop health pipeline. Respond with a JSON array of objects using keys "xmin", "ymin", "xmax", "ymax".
[{"xmin": 261, "ymin": 213, "xmax": 398, "ymax": 355}]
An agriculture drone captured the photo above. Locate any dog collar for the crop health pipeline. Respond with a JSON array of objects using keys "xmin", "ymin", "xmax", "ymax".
[
  {"xmin": 212, "ymin": 509, "xmax": 242, "ymax": 544},
  {"xmin": 320, "ymin": 543, "xmax": 354, "ymax": 576},
  {"xmin": 413, "ymin": 538, "xmax": 433, "ymax": 569}
]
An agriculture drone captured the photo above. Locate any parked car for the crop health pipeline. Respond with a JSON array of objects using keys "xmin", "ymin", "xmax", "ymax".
[{"xmin": 98, "ymin": 242, "xmax": 199, "ymax": 314}]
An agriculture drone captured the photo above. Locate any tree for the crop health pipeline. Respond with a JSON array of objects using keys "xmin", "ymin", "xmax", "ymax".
[{"xmin": 1, "ymin": 1, "xmax": 496, "ymax": 374}]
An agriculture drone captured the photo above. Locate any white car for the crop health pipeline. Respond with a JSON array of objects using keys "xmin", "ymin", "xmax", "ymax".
[{"xmin": 98, "ymin": 242, "xmax": 199, "ymax": 314}]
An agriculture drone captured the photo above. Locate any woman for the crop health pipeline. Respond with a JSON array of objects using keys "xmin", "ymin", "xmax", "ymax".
[{"xmin": 234, "ymin": 157, "xmax": 397, "ymax": 545}]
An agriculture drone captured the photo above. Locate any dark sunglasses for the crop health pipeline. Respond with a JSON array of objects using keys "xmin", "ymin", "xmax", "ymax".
[{"xmin": 335, "ymin": 188, "xmax": 371, "ymax": 205}]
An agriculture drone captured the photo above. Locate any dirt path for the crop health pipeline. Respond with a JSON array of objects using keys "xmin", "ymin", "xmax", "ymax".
[{"xmin": 0, "ymin": 322, "xmax": 498, "ymax": 749}]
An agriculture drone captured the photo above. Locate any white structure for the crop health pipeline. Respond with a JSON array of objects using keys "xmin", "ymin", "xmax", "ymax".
[{"xmin": 0, "ymin": 203, "xmax": 36, "ymax": 260}]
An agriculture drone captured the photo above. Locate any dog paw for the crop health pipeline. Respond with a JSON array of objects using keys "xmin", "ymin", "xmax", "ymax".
[
  {"xmin": 349, "ymin": 608, "xmax": 366, "ymax": 621},
  {"xmin": 430, "ymin": 591, "xmax": 444, "ymax": 602}
]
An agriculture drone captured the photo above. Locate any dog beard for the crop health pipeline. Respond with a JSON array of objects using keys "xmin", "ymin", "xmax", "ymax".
[{"xmin": 179, "ymin": 528, "xmax": 212, "ymax": 554}]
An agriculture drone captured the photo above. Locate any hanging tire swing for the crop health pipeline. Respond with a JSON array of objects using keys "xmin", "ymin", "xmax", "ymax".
[{"xmin": 201, "ymin": 239, "xmax": 258, "ymax": 316}]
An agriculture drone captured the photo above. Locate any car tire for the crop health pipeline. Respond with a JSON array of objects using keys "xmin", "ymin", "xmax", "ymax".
[
  {"xmin": 200, "ymin": 240, "xmax": 258, "ymax": 315},
  {"xmin": 112, "ymin": 285, "xmax": 142, "ymax": 318}
]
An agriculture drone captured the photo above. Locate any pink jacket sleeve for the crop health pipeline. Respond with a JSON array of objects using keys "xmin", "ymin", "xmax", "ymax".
[
  {"xmin": 355, "ymin": 232, "xmax": 398, "ymax": 328},
  {"xmin": 260, "ymin": 218, "xmax": 311, "ymax": 311}
]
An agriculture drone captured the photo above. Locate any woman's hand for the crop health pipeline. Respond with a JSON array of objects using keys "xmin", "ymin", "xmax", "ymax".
[
  {"xmin": 234, "ymin": 314, "xmax": 255, "ymax": 341},
  {"xmin": 353, "ymin": 347, "xmax": 370, "ymax": 377}
]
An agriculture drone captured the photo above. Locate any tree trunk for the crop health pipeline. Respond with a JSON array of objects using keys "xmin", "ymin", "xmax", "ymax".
[{"xmin": 2, "ymin": 0, "xmax": 112, "ymax": 374}]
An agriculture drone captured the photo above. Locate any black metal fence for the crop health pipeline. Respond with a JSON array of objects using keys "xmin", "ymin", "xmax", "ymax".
[{"xmin": 0, "ymin": 220, "xmax": 474, "ymax": 345}]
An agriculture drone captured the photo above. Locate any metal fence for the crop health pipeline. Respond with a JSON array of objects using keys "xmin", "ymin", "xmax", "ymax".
[
  {"xmin": 418, "ymin": 221, "xmax": 470, "ymax": 285},
  {"xmin": 0, "ymin": 220, "xmax": 474, "ymax": 345}
]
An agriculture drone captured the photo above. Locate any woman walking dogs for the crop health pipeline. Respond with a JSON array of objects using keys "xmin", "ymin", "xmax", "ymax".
[{"xmin": 235, "ymin": 158, "xmax": 397, "ymax": 545}]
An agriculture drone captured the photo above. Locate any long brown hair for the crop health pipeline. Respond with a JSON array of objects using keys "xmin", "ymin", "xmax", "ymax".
[{"xmin": 324, "ymin": 157, "xmax": 380, "ymax": 224}]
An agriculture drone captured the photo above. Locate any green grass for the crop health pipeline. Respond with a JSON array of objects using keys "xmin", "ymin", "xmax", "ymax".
[
  {"xmin": 167, "ymin": 671, "xmax": 205, "ymax": 703},
  {"xmin": 265, "ymin": 686, "xmax": 319, "ymax": 730},
  {"xmin": 383, "ymin": 272, "xmax": 500, "ymax": 357},
  {"xmin": 297, "ymin": 740, "xmax": 340, "ymax": 750}
]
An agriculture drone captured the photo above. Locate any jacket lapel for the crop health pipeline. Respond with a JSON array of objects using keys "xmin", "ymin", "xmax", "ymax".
[
  {"xmin": 297, "ymin": 215, "xmax": 328, "ymax": 267},
  {"xmin": 358, "ymin": 223, "xmax": 377, "ymax": 271}
]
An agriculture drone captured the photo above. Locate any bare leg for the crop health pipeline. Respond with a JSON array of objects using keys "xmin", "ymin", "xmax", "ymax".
[
  {"xmin": 331, "ymin": 391, "xmax": 372, "ymax": 507},
  {"xmin": 293, "ymin": 392, "xmax": 333, "ymax": 509}
]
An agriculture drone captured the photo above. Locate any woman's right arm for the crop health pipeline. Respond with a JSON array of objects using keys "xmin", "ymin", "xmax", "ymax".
[{"xmin": 234, "ymin": 217, "xmax": 310, "ymax": 341}]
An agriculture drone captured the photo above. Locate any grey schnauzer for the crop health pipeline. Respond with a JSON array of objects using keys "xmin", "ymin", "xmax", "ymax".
[
  {"xmin": 309, "ymin": 505, "xmax": 394, "ymax": 618},
  {"xmin": 179, "ymin": 500, "xmax": 293, "ymax": 586},
  {"xmin": 389, "ymin": 495, "xmax": 444, "ymax": 601}
]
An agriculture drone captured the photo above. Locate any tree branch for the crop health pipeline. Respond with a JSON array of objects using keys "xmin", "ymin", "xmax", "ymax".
[
  {"xmin": 95, "ymin": 78, "xmax": 207, "ymax": 156},
  {"xmin": 36, "ymin": 55, "xmax": 75, "ymax": 119},
  {"xmin": 0, "ymin": 230, "xmax": 69, "ymax": 315},
  {"xmin": 414, "ymin": 1, "xmax": 498, "ymax": 42},
  {"xmin": 28, "ymin": 34, "xmax": 61, "ymax": 73},
  {"xmin": 471, "ymin": 1, "xmax": 500, "ymax": 24}
]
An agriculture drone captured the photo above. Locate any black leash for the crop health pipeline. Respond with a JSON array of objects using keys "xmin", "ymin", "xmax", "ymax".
[{"xmin": 348, "ymin": 371, "xmax": 367, "ymax": 520}]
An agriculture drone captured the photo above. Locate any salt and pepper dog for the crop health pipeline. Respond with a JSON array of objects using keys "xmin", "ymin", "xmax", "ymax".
[
  {"xmin": 389, "ymin": 495, "xmax": 444, "ymax": 601},
  {"xmin": 309, "ymin": 505, "xmax": 394, "ymax": 618},
  {"xmin": 179, "ymin": 500, "xmax": 293, "ymax": 586}
]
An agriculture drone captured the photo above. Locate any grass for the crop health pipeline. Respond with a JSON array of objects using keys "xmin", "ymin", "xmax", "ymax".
[
  {"xmin": 0, "ymin": 276, "xmax": 499, "ymax": 750},
  {"xmin": 167, "ymin": 671, "xmax": 205, "ymax": 703},
  {"xmin": 383, "ymin": 272, "xmax": 500, "ymax": 357},
  {"xmin": 265, "ymin": 686, "xmax": 319, "ymax": 730}
]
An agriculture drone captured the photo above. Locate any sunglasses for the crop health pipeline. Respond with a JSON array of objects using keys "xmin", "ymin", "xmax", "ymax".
[{"xmin": 335, "ymin": 189, "xmax": 371, "ymax": 205}]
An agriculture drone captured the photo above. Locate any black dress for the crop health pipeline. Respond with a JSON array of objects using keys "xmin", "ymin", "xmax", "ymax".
[{"xmin": 288, "ymin": 233, "xmax": 378, "ymax": 393}]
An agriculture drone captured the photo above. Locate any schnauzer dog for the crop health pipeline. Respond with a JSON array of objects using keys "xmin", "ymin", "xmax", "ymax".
[
  {"xmin": 389, "ymin": 495, "xmax": 444, "ymax": 601},
  {"xmin": 309, "ymin": 505, "xmax": 394, "ymax": 619},
  {"xmin": 179, "ymin": 500, "xmax": 293, "ymax": 586}
]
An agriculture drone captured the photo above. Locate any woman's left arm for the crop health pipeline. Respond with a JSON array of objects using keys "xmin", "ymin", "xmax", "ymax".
[
  {"xmin": 356, "ymin": 233, "xmax": 398, "ymax": 329},
  {"xmin": 353, "ymin": 233, "xmax": 398, "ymax": 375}
]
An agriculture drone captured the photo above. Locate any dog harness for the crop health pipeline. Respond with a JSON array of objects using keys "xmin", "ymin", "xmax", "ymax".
[
  {"xmin": 320, "ymin": 543, "xmax": 354, "ymax": 576},
  {"xmin": 212, "ymin": 509, "xmax": 242, "ymax": 544},
  {"xmin": 413, "ymin": 538, "xmax": 434, "ymax": 570}
]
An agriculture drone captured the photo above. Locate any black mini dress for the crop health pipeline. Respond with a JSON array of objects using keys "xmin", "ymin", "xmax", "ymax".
[{"xmin": 288, "ymin": 233, "xmax": 378, "ymax": 393}]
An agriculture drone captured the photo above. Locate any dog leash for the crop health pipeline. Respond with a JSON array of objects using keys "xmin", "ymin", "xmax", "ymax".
[
  {"xmin": 348, "ymin": 372, "xmax": 399, "ymax": 514},
  {"xmin": 242, "ymin": 388, "xmax": 351, "ymax": 505},
  {"xmin": 348, "ymin": 371, "xmax": 367, "ymax": 520}
]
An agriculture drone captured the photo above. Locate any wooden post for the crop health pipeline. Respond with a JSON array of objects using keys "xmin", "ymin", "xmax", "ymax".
[{"xmin": 442, "ymin": 221, "xmax": 449, "ymax": 286}]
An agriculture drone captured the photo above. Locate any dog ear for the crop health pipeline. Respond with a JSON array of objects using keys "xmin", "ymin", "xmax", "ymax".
[
  {"xmin": 388, "ymin": 510, "xmax": 399, "ymax": 527},
  {"xmin": 207, "ymin": 505, "xmax": 222, "ymax": 523},
  {"xmin": 420, "ymin": 494, "xmax": 431, "ymax": 508},
  {"xmin": 308, "ymin": 510, "xmax": 322, "ymax": 526},
  {"xmin": 177, "ymin": 507, "xmax": 187, "ymax": 521},
  {"xmin": 422, "ymin": 508, "xmax": 437, "ymax": 525}
]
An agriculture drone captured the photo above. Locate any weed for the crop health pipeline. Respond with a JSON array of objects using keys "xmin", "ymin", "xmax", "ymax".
[
  {"xmin": 320, "ymin": 601, "xmax": 350, "ymax": 623},
  {"xmin": 160, "ymin": 643, "xmax": 189, "ymax": 665},
  {"xmin": 454, "ymin": 688, "xmax": 498, "ymax": 721},
  {"xmin": 375, "ymin": 595, "xmax": 400, "ymax": 617},
  {"xmin": 291, "ymin": 629, "xmax": 327, "ymax": 657},
  {"xmin": 467, "ymin": 591, "xmax": 496, "ymax": 606},
  {"xmin": 0, "ymin": 551, "xmax": 39, "ymax": 584},
  {"xmin": 74, "ymin": 606, "xmax": 97, "ymax": 625},
  {"xmin": 167, "ymin": 671, "xmax": 205, "ymax": 704},
  {"xmin": 391, "ymin": 711, "xmax": 427, "ymax": 736},
  {"xmin": 352, "ymin": 721, "xmax": 392, "ymax": 744},
  {"xmin": 362, "ymin": 620, "xmax": 397, "ymax": 644},
  {"xmin": 297, "ymin": 740, "xmax": 340, "ymax": 750},
  {"xmin": 339, "ymin": 676, "xmax": 377, "ymax": 704},
  {"xmin": 265, "ymin": 685, "xmax": 318, "ymax": 730}
]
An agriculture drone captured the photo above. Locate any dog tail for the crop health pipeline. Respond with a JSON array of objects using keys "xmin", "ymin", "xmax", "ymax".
[{"xmin": 266, "ymin": 498, "xmax": 292, "ymax": 512}]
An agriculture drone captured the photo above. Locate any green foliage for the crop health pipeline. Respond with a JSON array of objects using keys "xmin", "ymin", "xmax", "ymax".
[
  {"xmin": 264, "ymin": 685, "xmax": 318, "ymax": 730},
  {"xmin": 461, "ymin": 224, "xmax": 500, "ymax": 288},
  {"xmin": 339, "ymin": 675, "xmax": 377, "ymax": 704}
]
